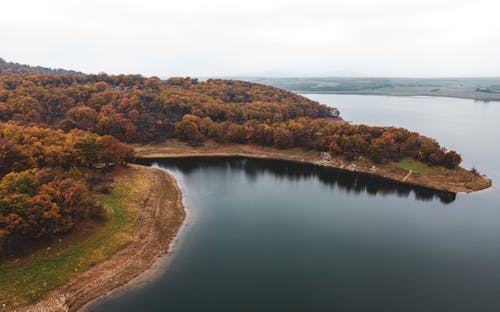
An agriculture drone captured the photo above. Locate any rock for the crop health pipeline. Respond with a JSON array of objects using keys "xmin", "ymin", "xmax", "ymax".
[
  {"xmin": 328, "ymin": 107, "xmax": 340, "ymax": 118},
  {"xmin": 320, "ymin": 152, "xmax": 332, "ymax": 161}
]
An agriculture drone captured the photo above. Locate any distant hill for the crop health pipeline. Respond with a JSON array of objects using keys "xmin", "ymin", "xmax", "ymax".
[
  {"xmin": 0, "ymin": 57, "xmax": 84, "ymax": 75},
  {"xmin": 238, "ymin": 77, "xmax": 500, "ymax": 101}
]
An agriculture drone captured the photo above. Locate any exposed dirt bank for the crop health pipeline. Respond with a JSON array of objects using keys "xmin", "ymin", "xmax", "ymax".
[
  {"xmin": 133, "ymin": 140, "xmax": 492, "ymax": 194},
  {"xmin": 14, "ymin": 165, "xmax": 185, "ymax": 312}
]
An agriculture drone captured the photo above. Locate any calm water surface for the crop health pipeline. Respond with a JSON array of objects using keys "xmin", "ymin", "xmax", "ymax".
[{"xmin": 92, "ymin": 95, "xmax": 500, "ymax": 312}]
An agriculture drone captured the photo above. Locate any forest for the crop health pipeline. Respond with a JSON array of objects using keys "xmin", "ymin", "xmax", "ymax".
[
  {"xmin": 0, "ymin": 70, "xmax": 461, "ymax": 167},
  {"xmin": 0, "ymin": 122, "xmax": 133, "ymax": 251},
  {"xmin": 0, "ymin": 59, "xmax": 462, "ymax": 250}
]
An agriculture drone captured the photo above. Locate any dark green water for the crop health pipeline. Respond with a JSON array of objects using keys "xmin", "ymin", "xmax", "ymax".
[{"xmin": 91, "ymin": 95, "xmax": 500, "ymax": 312}]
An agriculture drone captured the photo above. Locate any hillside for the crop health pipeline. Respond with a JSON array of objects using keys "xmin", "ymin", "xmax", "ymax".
[
  {"xmin": 0, "ymin": 58, "xmax": 84, "ymax": 76},
  {"xmin": 0, "ymin": 58, "xmax": 492, "ymax": 310},
  {"xmin": 1, "ymin": 59, "xmax": 484, "ymax": 256},
  {"xmin": 0, "ymin": 60, "xmax": 462, "ymax": 170}
]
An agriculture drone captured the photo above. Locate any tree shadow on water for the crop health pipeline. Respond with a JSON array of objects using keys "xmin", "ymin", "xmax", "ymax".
[{"xmin": 137, "ymin": 157, "xmax": 456, "ymax": 204}]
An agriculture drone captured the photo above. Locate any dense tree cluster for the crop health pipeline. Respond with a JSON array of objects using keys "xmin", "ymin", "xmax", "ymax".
[
  {"xmin": 173, "ymin": 115, "xmax": 462, "ymax": 168},
  {"xmin": 0, "ymin": 122, "xmax": 134, "ymax": 251},
  {"xmin": 0, "ymin": 73, "xmax": 334, "ymax": 142},
  {"xmin": 0, "ymin": 123, "xmax": 134, "ymax": 174},
  {"xmin": 0, "ymin": 69, "xmax": 462, "ymax": 169},
  {"xmin": 0, "ymin": 168, "xmax": 96, "ymax": 250},
  {"xmin": 0, "ymin": 61, "xmax": 464, "ymax": 250}
]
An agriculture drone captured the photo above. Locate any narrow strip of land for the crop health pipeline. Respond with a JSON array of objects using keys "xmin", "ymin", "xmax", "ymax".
[{"xmin": 132, "ymin": 140, "xmax": 492, "ymax": 193}]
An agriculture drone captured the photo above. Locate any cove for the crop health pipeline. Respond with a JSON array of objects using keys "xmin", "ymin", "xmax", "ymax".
[{"xmin": 91, "ymin": 95, "xmax": 500, "ymax": 312}]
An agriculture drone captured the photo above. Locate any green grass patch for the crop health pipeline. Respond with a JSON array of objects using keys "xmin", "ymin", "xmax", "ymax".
[
  {"xmin": 0, "ymin": 169, "xmax": 144, "ymax": 308},
  {"xmin": 394, "ymin": 158, "xmax": 431, "ymax": 174}
]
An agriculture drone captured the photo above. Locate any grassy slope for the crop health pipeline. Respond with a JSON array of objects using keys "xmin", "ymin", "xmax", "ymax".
[
  {"xmin": 0, "ymin": 167, "xmax": 151, "ymax": 309},
  {"xmin": 395, "ymin": 158, "xmax": 431, "ymax": 174}
]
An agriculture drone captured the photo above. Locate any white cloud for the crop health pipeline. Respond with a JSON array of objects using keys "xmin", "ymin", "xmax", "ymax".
[{"xmin": 1, "ymin": 0, "xmax": 499, "ymax": 77}]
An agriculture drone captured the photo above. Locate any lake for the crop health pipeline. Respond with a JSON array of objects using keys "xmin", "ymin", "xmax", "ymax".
[{"xmin": 91, "ymin": 95, "xmax": 500, "ymax": 312}]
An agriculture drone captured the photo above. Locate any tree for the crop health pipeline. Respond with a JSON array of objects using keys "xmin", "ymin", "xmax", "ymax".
[
  {"xmin": 62, "ymin": 106, "xmax": 99, "ymax": 131},
  {"xmin": 6, "ymin": 95, "xmax": 43, "ymax": 123},
  {"xmin": 273, "ymin": 127, "xmax": 294, "ymax": 148},
  {"xmin": 0, "ymin": 138, "xmax": 32, "ymax": 176},
  {"xmin": 371, "ymin": 132, "xmax": 397, "ymax": 160},
  {"xmin": 0, "ymin": 168, "xmax": 99, "ymax": 250},
  {"xmin": 227, "ymin": 124, "xmax": 248, "ymax": 144},
  {"xmin": 442, "ymin": 151, "xmax": 462, "ymax": 169},
  {"xmin": 175, "ymin": 118, "xmax": 202, "ymax": 144},
  {"xmin": 74, "ymin": 133, "xmax": 100, "ymax": 167},
  {"xmin": 97, "ymin": 135, "xmax": 135, "ymax": 169}
]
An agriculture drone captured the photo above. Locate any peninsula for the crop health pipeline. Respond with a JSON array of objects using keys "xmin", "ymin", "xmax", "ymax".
[
  {"xmin": 0, "ymin": 58, "xmax": 492, "ymax": 311},
  {"xmin": 134, "ymin": 140, "xmax": 492, "ymax": 194}
]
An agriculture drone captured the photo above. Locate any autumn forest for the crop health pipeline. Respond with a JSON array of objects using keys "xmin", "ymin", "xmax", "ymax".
[{"xmin": 0, "ymin": 58, "xmax": 462, "ymax": 252}]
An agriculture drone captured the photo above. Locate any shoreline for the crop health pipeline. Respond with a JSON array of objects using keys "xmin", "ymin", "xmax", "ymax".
[
  {"xmin": 11, "ymin": 140, "xmax": 492, "ymax": 311},
  {"xmin": 15, "ymin": 165, "xmax": 186, "ymax": 312},
  {"xmin": 132, "ymin": 140, "xmax": 492, "ymax": 194},
  {"xmin": 296, "ymin": 91, "xmax": 500, "ymax": 102},
  {"xmin": 80, "ymin": 171, "xmax": 191, "ymax": 312}
]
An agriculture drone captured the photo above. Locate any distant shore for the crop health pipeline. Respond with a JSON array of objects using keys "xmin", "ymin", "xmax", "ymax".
[
  {"xmin": 133, "ymin": 140, "xmax": 492, "ymax": 194},
  {"xmin": 296, "ymin": 90, "xmax": 500, "ymax": 102},
  {"xmin": 240, "ymin": 77, "xmax": 500, "ymax": 102}
]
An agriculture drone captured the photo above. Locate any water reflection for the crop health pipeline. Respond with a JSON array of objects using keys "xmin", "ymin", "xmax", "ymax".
[{"xmin": 137, "ymin": 157, "xmax": 456, "ymax": 204}]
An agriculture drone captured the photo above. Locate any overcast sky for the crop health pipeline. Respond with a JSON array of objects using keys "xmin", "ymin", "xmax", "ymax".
[{"xmin": 1, "ymin": 0, "xmax": 499, "ymax": 77}]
